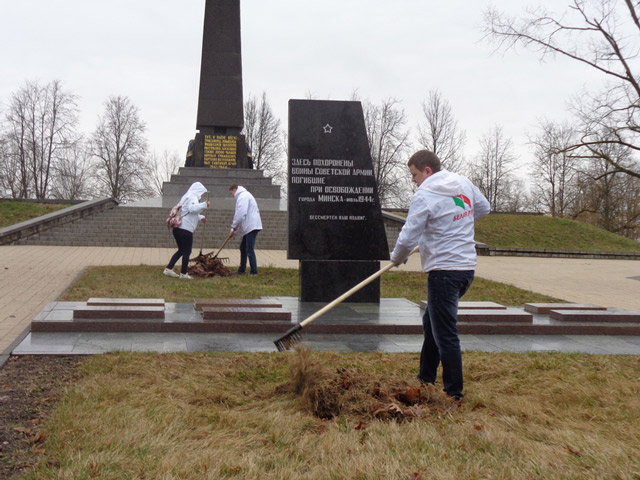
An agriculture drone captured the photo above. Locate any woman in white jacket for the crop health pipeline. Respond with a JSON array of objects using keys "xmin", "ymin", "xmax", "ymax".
[{"xmin": 164, "ymin": 182, "xmax": 209, "ymax": 279}]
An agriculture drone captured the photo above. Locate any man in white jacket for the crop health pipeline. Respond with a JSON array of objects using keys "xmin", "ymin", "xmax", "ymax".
[
  {"xmin": 391, "ymin": 150, "xmax": 490, "ymax": 401},
  {"xmin": 229, "ymin": 184, "xmax": 263, "ymax": 275}
]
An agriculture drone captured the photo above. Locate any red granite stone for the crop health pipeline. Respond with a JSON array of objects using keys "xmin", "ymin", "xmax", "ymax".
[
  {"xmin": 73, "ymin": 306, "xmax": 165, "ymax": 319},
  {"xmin": 524, "ymin": 303, "xmax": 606, "ymax": 314},
  {"xmin": 458, "ymin": 309, "xmax": 533, "ymax": 323},
  {"xmin": 201, "ymin": 307, "xmax": 291, "ymax": 321},
  {"xmin": 420, "ymin": 301, "xmax": 507, "ymax": 310},
  {"xmin": 194, "ymin": 298, "xmax": 283, "ymax": 310},
  {"xmin": 87, "ymin": 298, "xmax": 165, "ymax": 307},
  {"xmin": 549, "ymin": 309, "xmax": 640, "ymax": 323}
]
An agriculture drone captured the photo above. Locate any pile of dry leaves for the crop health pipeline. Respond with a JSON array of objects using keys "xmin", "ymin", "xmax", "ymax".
[
  {"xmin": 188, "ymin": 252, "xmax": 232, "ymax": 278},
  {"xmin": 282, "ymin": 346, "xmax": 461, "ymax": 422}
]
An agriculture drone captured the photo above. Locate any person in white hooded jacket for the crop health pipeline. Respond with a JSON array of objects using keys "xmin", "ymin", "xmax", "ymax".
[
  {"xmin": 164, "ymin": 182, "xmax": 209, "ymax": 279},
  {"xmin": 391, "ymin": 150, "xmax": 490, "ymax": 401},
  {"xmin": 228, "ymin": 184, "xmax": 263, "ymax": 275}
]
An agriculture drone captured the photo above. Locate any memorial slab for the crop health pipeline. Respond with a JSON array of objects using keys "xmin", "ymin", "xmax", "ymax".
[
  {"xmin": 87, "ymin": 298, "xmax": 165, "ymax": 307},
  {"xmin": 288, "ymin": 100, "xmax": 389, "ymax": 302},
  {"xmin": 73, "ymin": 306, "xmax": 165, "ymax": 319},
  {"xmin": 457, "ymin": 309, "xmax": 533, "ymax": 323},
  {"xmin": 201, "ymin": 307, "xmax": 292, "ymax": 321},
  {"xmin": 549, "ymin": 309, "xmax": 640, "ymax": 323},
  {"xmin": 524, "ymin": 303, "xmax": 607, "ymax": 314},
  {"xmin": 194, "ymin": 298, "xmax": 283, "ymax": 310},
  {"xmin": 420, "ymin": 300, "xmax": 506, "ymax": 310}
]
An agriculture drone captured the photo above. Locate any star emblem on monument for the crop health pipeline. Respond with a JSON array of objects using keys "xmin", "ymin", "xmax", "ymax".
[{"xmin": 323, "ymin": 123, "xmax": 333, "ymax": 134}]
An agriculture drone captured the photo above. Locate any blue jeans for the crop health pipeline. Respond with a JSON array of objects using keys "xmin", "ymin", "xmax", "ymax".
[
  {"xmin": 238, "ymin": 229, "xmax": 260, "ymax": 274},
  {"xmin": 419, "ymin": 270, "xmax": 474, "ymax": 399},
  {"xmin": 167, "ymin": 228, "xmax": 193, "ymax": 274}
]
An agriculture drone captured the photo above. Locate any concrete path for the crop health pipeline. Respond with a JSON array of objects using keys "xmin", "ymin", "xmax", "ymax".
[{"xmin": 1, "ymin": 245, "xmax": 639, "ymax": 356}]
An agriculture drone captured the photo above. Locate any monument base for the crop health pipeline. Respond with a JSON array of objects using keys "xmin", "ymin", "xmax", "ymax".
[{"xmin": 299, "ymin": 260, "xmax": 381, "ymax": 303}]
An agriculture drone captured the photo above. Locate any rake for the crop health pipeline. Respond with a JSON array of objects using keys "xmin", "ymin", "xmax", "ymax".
[
  {"xmin": 209, "ymin": 232, "xmax": 232, "ymax": 263},
  {"xmin": 274, "ymin": 246, "xmax": 419, "ymax": 352}
]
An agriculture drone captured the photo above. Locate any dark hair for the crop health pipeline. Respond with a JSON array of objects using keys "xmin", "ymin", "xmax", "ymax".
[
  {"xmin": 229, "ymin": 184, "xmax": 238, "ymax": 191},
  {"xmin": 407, "ymin": 150, "xmax": 441, "ymax": 172}
]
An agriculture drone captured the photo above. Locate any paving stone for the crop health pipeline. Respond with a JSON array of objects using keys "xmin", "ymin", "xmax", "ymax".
[
  {"xmin": 524, "ymin": 302, "xmax": 606, "ymax": 314},
  {"xmin": 549, "ymin": 309, "xmax": 640, "ymax": 323},
  {"xmin": 194, "ymin": 298, "xmax": 283, "ymax": 310}
]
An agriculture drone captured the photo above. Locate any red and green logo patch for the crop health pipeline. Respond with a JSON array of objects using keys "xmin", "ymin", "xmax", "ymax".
[{"xmin": 453, "ymin": 194, "xmax": 471, "ymax": 210}]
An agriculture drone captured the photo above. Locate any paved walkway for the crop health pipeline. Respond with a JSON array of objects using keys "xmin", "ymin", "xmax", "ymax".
[{"xmin": 1, "ymin": 245, "xmax": 639, "ymax": 357}]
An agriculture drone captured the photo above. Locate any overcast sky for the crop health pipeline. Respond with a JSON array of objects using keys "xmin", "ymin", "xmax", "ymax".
[{"xmin": 0, "ymin": 0, "xmax": 604, "ymax": 173}]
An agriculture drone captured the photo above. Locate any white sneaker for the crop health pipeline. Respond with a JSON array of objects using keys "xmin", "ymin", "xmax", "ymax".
[
  {"xmin": 179, "ymin": 273, "xmax": 193, "ymax": 280},
  {"xmin": 163, "ymin": 268, "xmax": 179, "ymax": 278}
]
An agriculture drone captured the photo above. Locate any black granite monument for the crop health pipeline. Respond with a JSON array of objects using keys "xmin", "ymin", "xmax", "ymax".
[
  {"xmin": 288, "ymin": 100, "xmax": 390, "ymax": 303},
  {"xmin": 192, "ymin": 0, "xmax": 249, "ymax": 168}
]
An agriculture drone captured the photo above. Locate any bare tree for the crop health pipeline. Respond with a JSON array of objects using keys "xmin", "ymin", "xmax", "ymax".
[
  {"xmin": 469, "ymin": 125, "xmax": 519, "ymax": 211},
  {"xmin": 570, "ymin": 142, "xmax": 640, "ymax": 238},
  {"xmin": 416, "ymin": 90, "xmax": 466, "ymax": 173},
  {"xmin": 484, "ymin": 0, "xmax": 640, "ymax": 178},
  {"xmin": 529, "ymin": 120, "xmax": 579, "ymax": 216},
  {"xmin": 243, "ymin": 92, "xmax": 286, "ymax": 187},
  {"xmin": 360, "ymin": 97, "xmax": 413, "ymax": 207},
  {"xmin": 49, "ymin": 138, "xmax": 93, "ymax": 200},
  {"xmin": 148, "ymin": 149, "xmax": 182, "ymax": 196},
  {"xmin": 0, "ymin": 131, "xmax": 21, "ymax": 198},
  {"xmin": 91, "ymin": 95, "xmax": 152, "ymax": 202},
  {"xmin": 3, "ymin": 80, "xmax": 79, "ymax": 198}
]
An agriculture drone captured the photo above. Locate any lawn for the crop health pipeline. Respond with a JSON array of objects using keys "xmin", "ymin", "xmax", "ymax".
[
  {"xmin": 0, "ymin": 201, "xmax": 70, "ymax": 229},
  {"xmin": 59, "ymin": 265, "xmax": 563, "ymax": 306},
  {"xmin": 18, "ymin": 349, "xmax": 640, "ymax": 480},
  {"xmin": 475, "ymin": 213, "xmax": 640, "ymax": 252}
]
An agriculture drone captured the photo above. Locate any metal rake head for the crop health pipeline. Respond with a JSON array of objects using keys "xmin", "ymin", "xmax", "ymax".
[{"xmin": 274, "ymin": 324, "xmax": 303, "ymax": 352}]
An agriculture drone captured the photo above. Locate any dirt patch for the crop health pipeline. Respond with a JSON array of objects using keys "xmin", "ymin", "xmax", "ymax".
[
  {"xmin": 188, "ymin": 252, "xmax": 232, "ymax": 278},
  {"xmin": 280, "ymin": 346, "xmax": 461, "ymax": 423},
  {"xmin": 0, "ymin": 355, "xmax": 86, "ymax": 480}
]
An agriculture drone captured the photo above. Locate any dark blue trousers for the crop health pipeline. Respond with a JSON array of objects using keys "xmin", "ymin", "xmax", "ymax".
[
  {"xmin": 167, "ymin": 228, "xmax": 193, "ymax": 274},
  {"xmin": 419, "ymin": 270, "xmax": 474, "ymax": 399},
  {"xmin": 238, "ymin": 229, "xmax": 260, "ymax": 274}
]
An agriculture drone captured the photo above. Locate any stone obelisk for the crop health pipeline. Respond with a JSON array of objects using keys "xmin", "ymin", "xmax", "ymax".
[{"xmin": 192, "ymin": 0, "xmax": 249, "ymax": 169}]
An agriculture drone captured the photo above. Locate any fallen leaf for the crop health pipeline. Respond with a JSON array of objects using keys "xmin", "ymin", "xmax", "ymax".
[
  {"xmin": 471, "ymin": 402, "xmax": 487, "ymax": 411},
  {"xmin": 473, "ymin": 424, "xmax": 484, "ymax": 431},
  {"xmin": 565, "ymin": 445, "xmax": 582, "ymax": 457}
]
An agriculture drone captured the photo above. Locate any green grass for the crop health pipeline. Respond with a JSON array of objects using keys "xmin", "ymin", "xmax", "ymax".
[
  {"xmin": 61, "ymin": 265, "xmax": 562, "ymax": 306},
  {"xmin": 474, "ymin": 213, "xmax": 640, "ymax": 252},
  {"xmin": 0, "ymin": 201, "xmax": 70, "ymax": 228}
]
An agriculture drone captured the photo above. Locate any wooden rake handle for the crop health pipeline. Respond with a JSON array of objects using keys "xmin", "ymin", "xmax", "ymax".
[
  {"xmin": 212, "ymin": 233, "xmax": 233, "ymax": 259},
  {"xmin": 299, "ymin": 245, "xmax": 419, "ymax": 328}
]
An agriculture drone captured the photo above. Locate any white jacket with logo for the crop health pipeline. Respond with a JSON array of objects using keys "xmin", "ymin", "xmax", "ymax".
[
  {"xmin": 177, "ymin": 182, "xmax": 208, "ymax": 233},
  {"xmin": 390, "ymin": 170, "xmax": 490, "ymax": 272},
  {"xmin": 230, "ymin": 186, "xmax": 263, "ymax": 237}
]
